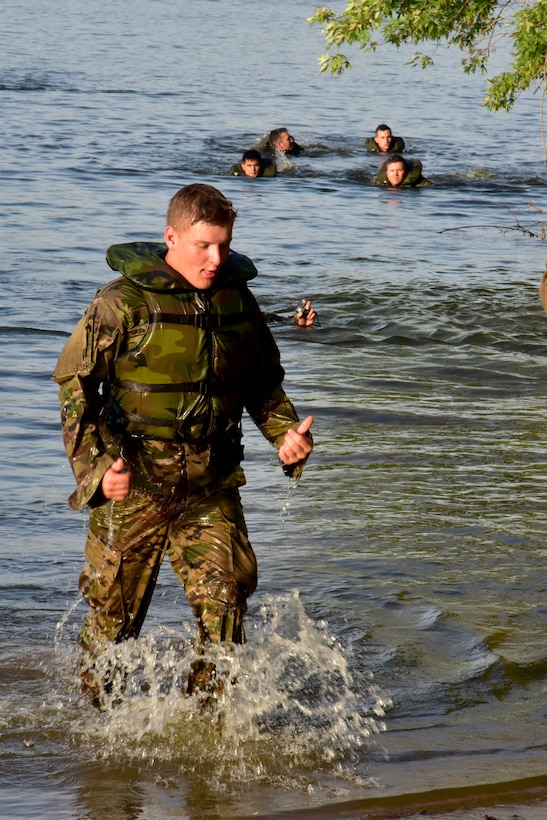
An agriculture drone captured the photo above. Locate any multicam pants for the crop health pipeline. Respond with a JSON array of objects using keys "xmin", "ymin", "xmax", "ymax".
[{"xmin": 77, "ymin": 486, "xmax": 257, "ymax": 659}]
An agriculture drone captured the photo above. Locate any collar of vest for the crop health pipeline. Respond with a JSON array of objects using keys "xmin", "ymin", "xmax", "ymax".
[{"xmin": 105, "ymin": 242, "xmax": 258, "ymax": 292}]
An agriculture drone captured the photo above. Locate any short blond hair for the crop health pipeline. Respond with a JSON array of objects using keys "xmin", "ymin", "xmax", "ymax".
[{"xmin": 167, "ymin": 183, "xmax": 237, "ymax": 232}]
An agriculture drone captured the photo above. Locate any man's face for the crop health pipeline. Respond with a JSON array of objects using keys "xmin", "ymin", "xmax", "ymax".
[
  {"xmin": 274, "ymin": 130, "xmax": 294, "ymax": 152},
  {"xmin": 374, "ymin": 129, "xmax": 393, "ymax": 153},
  {"xmin": 164, "ymin": 220, "xmax": 231, "ymax": 289},
  {"xmin": 241, "ymin": 158, "xmax": 261, "ymax": 177},
  {"xmin": 385, "ymin": 161, "xmax": 406, "ymax": 187}
]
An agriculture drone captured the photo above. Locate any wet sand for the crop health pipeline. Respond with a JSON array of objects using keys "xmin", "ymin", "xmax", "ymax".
[{"xmin": 236, "ymin": 774, "xmax": 547, "ymax": 818}]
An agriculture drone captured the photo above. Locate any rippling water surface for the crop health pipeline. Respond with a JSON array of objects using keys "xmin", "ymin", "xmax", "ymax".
[{"xmin": 1, "ymin": 1, "xmax": 547, "ymax": 818}]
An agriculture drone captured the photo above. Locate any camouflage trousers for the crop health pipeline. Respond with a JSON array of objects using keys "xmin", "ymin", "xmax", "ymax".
[{"xmin": 77, "ymin": 486, "xmax": 257, "ymax": 660}]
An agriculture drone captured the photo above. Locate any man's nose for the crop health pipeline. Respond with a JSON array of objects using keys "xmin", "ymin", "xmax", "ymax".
[{"xmin": 208, "ymin": 245, "xmax": 221, "ymax": 266}]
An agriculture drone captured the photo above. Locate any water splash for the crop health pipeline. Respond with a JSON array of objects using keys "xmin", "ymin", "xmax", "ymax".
[
  {"xmin": 280, "ymin": 476, "xmax": 299, "ymax": 521},
  {"xmin": 68, "ymin": 591, "xmax": 390, "ymax": 791},
  {"xmin": 54, "ymin": 595, "xmax": 83, "ymax": 650},
  {"xmin": 274, "ymin": 150, "xmax": 297, "ymax": 173}
]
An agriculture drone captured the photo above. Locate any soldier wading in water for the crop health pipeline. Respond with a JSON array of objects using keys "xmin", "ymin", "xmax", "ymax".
[{"xmin": 54, "ymin": 183, "xmax": 314, "ymax": 705}]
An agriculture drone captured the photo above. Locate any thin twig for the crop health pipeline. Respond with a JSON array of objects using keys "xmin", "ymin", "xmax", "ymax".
[{"xmin": 438, "ymin": 224, "xmax": 540, "ymax": 238}]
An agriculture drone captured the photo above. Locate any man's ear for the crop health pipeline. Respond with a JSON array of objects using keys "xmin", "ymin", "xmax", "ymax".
[{"xmin": 164, "ymin": 225, "xmax": 176, "ymax": 248}]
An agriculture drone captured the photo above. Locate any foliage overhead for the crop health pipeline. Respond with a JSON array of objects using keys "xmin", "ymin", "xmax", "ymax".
[{"xmin": 308, "ymin": 0, "xmax": 547, "ymax": 112}]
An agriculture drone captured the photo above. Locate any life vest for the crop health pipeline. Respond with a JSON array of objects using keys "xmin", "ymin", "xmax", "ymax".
[
  {"xmin": 229, "ymin": 158, "xmax": 277, "ymax": 177},
  {"xmin": 375, "ymin": 158, "xmax": 430, "ymax": 187},
  {"xmin": 365, "ymin": 136, "xmax": 406, "ymax": 153},
  {"xmin": 106, "ymin": 249, "xmax": 260, "ymax": 447}
]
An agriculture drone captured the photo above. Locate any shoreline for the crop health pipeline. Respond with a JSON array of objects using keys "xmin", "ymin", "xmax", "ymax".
[{"xmin": 238, "ymin": 773, "xmax": 547, "ymax": 818}]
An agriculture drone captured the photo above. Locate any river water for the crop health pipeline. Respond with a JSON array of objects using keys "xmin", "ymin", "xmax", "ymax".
[{"xmin": 1, "ymin": 1, "xmax": 547, "ymax": 818}]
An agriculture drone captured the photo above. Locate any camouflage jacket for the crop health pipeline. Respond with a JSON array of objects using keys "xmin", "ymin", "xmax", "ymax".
[{"xmin": 53, "ymin": 242, "xmax": 303, "ymax": 511}]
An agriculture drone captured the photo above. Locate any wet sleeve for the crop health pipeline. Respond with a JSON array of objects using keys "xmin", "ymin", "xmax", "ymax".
[{"xmin": 52, "ymin": 297, "xmax": 126, "ymax": 511}]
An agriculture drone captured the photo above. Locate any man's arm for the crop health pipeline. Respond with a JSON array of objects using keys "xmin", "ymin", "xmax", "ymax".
[
  {"xmin": 245, "ymin": 306, "xmax": 314, "ymax": 477},
  {"xmin": 53, "ymin": 291, "xmax": 131, "ymax": 510},
  {"xmin": 262, "ymin": 299, "xmax": 318, "ymax": 327}
]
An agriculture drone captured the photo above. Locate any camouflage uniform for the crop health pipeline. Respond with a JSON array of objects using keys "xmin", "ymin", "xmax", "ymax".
[{"xmin": 53, "ymin": 242, "xmax": 305, "ymax": 672}]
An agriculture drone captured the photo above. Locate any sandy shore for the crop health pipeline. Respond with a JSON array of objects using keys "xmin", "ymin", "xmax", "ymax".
[{"xmin": 236, "ymin": 773, "xmax": 547, "ymax": 818}]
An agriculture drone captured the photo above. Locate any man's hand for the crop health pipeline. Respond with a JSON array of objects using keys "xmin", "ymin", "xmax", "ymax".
[
  {"xmin": 102, "ymin": 457, "xmax": 132, "ymax": 501},
  {"xmin": 278, "ymin": 416, "xmax": 314, "ymax": 465},
  {"xmin": 294, "ymin": 299, "xmax": 317, "ymax": 327}
]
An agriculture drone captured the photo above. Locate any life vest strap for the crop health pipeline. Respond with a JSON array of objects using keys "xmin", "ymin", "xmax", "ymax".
[
  {"xmin": 149, "ymin": 310, "xmax": 254, "ymax": 329},
  {"xmin": 113, "ymin": 377, "xmax": 240, "ymax": 395},
  {"xmin": 122, "ymin": 410, "xmax": 207, "ymax": 430}
]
